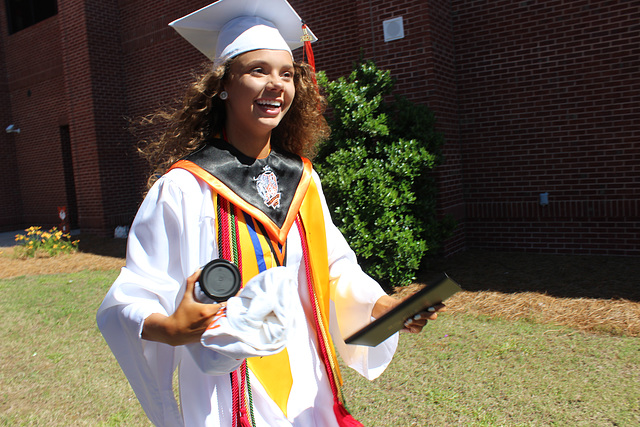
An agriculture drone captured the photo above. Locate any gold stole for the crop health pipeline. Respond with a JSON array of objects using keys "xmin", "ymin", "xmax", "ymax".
[{"xmin": 170, "ymin": 159, "xmax": 341, "ymax": 418}]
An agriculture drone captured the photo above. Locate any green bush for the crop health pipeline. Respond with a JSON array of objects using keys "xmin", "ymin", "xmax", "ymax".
[{"xmin": 316, "ymin": 61, "xmax": 453, "ymax": 288}]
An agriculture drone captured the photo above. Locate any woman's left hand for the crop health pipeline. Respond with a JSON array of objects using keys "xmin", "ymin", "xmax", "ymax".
[
  {"xmin": 401, "ymin": 303, "xmax": 447, "ymax": 334},
  {"xmin": 372, "ymin": 294, "xmax": 447, "ymax": 334}
]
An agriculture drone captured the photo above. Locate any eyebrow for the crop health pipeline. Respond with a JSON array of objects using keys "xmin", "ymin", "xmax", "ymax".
[{"xmin": 244, "ymin": 59, "xmax": 294, "ymax": 71}]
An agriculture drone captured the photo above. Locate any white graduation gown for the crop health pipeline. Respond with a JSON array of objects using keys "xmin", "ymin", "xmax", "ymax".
[{"xmin": 97, "ymin": 167, "xmax": 398, "ymax": 426}]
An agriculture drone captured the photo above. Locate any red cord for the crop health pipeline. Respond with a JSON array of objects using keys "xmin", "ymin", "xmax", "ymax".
[
  {"xmin": 219, "ymin": 198, "xmax": 231, "ymax": 261},
  {"xmin": 296, "ymin": 217, "xmax": 338, "ymax": 396},
  {"xmin": 296, "ymin": 216, "xmax": 363, "ymax": 427},
  {"xmin": 231, "ymin": 371, "xmax": 239, "ymax": 427}
]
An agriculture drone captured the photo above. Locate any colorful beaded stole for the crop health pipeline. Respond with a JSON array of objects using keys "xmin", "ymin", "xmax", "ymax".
[
  {"xmin": 217, "ymin": 195, "xmax": 255, "ymax": 427},
  {"xmin": 295, "ymin": 216, "xmax": 363, "ymax": 427},
  {"xmin": 217, "ymin": 195, "xmax": 361, "ymax": 426}
]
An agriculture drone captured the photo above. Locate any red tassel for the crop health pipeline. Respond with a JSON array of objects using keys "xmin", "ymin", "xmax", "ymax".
[
  {"xmin": 334, "ymin": 401, "xmax": 363, "ymax": 427},
  {"xmin": 301, "ymin": 23, "xmax": 317, "ymax": 86},
  {"xmin": 301, "ymin": 23, "xmax": 315, "ymax": 70},
  {"xmin": 239, "ymin": 414, "xmax": 252, "ymax": 427},
  {"xmin": 304, "ymin": 39, "xmax": 315, "ymax": 72}
]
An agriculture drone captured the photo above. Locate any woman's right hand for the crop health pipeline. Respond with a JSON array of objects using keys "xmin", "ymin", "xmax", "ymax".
[{"xmin": 141, "ymin": 269, "xmax": 226, "ymax": 346}]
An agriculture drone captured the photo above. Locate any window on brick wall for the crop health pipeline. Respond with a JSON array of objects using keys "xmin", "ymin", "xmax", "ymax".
[{"xmin": 5, "ymin": 0, "xmax": 57, "ymax": 34}]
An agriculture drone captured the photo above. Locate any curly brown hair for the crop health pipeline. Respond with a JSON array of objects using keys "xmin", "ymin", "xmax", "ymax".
[{"xmin": 139, "ymin": 58, "xmax": 329, "ymax": 188}]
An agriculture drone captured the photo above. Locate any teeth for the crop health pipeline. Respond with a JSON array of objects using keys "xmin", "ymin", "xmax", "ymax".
[{"xmin": 257, "ymin": 100, "xmax": 281, "ymax": 107}]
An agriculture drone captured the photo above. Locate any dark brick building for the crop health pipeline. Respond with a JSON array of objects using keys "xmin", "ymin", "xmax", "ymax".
[{"xmin": 1, "ymin": 0, "xmax": 638, "ymax": 255}]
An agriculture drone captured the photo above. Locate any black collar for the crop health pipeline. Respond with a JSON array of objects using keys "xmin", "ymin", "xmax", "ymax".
[{"xmin": 184, "ymin": 139, "xmax": 305, "ymax": 229}]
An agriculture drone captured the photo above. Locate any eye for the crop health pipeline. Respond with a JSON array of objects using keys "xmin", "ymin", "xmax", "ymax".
[
  {"xmin": 250, "ymin": 67, "xmax": 266, "ymax": 75},
  {"xmin": 282, "ymin": 70, "xmax": 294, "ymax": 80}
]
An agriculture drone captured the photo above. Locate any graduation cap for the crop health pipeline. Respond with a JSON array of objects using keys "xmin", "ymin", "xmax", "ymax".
[{"xmin": 169, "ymin": 0, "xmax": 318, "ymax": 68}]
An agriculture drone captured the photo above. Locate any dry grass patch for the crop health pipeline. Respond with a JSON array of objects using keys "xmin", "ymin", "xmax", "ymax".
[
  {"xmin": 0, "ymin": 252, "xmax": 125, "ymax": 279},
  {"xmin": 0, "ymin": 233, "xmax": 126, "ymax": 279},
  {"xmin": 400, "ymin": 249, "xmax": 640, "ymax": 337},
  {"xmin": 2, "ymin": 233, "xmax": 638, "ymax": 337},
  {"xmin": 448, "ymin": 291, "xmax": 640, "ymax": 336}
]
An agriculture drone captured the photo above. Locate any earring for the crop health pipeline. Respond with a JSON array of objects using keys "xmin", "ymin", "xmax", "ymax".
[{"xmin": 219, "ymin": 90, "xmax": 228, "ymax": 100}]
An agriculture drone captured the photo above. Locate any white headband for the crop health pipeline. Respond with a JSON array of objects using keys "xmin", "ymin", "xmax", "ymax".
[{"xmin": 215, "ymin": 16, "xmax": 292, "ymax": 67}]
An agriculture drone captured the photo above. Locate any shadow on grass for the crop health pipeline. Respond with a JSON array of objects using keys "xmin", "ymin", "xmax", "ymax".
[
  {"xmin": 76, "ymin": 234, "xmax": 127, "ymax": 258},
  {"xmin": 418, "ymin": 249, "xmax": 640, "ymax": 302},
  {"xmin": 74, "ymin": 233, "xmax": 640, "ymax": 303}
]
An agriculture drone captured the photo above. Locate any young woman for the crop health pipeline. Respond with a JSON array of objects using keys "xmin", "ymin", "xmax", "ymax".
[{"xmin": 97, "ymin": 1, "xmax": 444, "ymax": 426}]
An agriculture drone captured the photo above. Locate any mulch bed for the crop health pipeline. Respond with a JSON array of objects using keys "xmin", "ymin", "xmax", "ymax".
[
  {"xmin": 0, "ymin": 234, "xmax": 127, "ymax": 279},
  {"xmin": 402, "ymin": 250, "xmax": 640, "ymax": 337},
  {"xmin": 2, "ymin": 234, "xmax": 638, "ymax": 336}
]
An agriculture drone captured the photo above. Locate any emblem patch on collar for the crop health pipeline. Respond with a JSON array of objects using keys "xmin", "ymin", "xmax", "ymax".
[{"xmin": 254, "ymin": 165, "xmax": 281, "ymax": 209}]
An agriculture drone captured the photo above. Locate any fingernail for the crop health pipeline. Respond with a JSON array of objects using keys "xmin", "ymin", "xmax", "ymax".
[
  {"xmin": 413, "ymin": 314, "xmax": 422, "ymax": 321},
  {"xmin": 427, "ymin": 307, "xmax": 436, "ymax": 312}
]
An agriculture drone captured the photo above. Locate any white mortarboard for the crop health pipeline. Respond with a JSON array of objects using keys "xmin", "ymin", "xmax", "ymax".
[{"xmin": 169, "ymin": 0, "xmax": 317, "ymax": 67}]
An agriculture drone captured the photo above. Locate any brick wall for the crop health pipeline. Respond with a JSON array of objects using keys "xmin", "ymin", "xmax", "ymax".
[
  {"xmin": 1, "ymin": 0, "xmax": 637, "ymax": 255},
  {"xmin": 118, "ymin": 0, "xmax": 212, "ymax": 143},
  {"xmin": 82, "ymin": 0, "xmax": 138, "ymax": 231},
  {"xmin": 0, "ymin": 14, "xmax": 67, "ymax": 230},
  {"xmin": 292, "ymin": 0, "xmax": 466, "ymax": 254},
  {"xmin": 0, "ymin": 3, "xmax": 22, "ymax": 230},
  {"xmin": 58, "ymin": 0, "xmax": 142, "ymax": 234},
  {"xmin": 418, "ymin": 0, "xmax": 465, "ymax": 255},
  {"xmin": 289, "ymin": 0, "xmax": 360, "ymax": 79},
  {"xmin": 453, "ymin": 0, "xmax": 640, "ymax": 255}
]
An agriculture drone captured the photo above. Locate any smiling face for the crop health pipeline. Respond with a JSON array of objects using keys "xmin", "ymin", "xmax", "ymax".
[{"xmin": 223, "ymin": 49, "xmax": 296, "ymax": 156}]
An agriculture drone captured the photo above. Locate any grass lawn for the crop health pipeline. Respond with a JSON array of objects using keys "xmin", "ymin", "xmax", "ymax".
[
  {"xmin": 1, "ymin": 269, "xmax": 639, "ymax": 426},
  {"xmin": 342, "ymin": 315, "xmax": 640, "ymax": 426},
  {"xmin": 0, "ymin": 271, "xmax": 150, "ymax": 426}
]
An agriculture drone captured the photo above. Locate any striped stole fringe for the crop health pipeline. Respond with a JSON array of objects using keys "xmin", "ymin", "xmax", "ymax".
[
  {"xmin": 216, "ymin": 195, "xmax": 361, "ymax": 426},
  {"xmin": 217, "ymin": 196, "xmax": 256, "ymax": 427},
  {"xmin": 295, "ymin": 216, "xmax": 363, "ymax": 427}
]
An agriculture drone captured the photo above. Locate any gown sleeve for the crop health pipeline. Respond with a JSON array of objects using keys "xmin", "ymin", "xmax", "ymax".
[
  {"xmin": 312, "ymin": 171, "xmax": 400, "ymax": 380},
  {"xmin": 96, "ymin": 169, "xmax": 239, "ymax": 426}
]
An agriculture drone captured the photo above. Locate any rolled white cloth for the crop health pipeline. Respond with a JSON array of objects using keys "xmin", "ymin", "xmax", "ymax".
[{"xmin": 201, "ymin": 266, "xmax": 295, "ymax": 359}]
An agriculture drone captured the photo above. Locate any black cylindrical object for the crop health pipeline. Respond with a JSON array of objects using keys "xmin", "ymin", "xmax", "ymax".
[{"xmin": 195, "ymin": 259, "xmax": 241, "ymax": 303}]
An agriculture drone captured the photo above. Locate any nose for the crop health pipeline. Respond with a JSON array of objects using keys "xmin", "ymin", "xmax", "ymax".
[{"xmin": 267, "ymin": 74, "xmax": 285, "ymax": 91}]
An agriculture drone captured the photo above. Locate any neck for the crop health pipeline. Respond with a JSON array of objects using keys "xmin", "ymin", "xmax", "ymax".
[{"xmin": 224, "ymin": 125, "xmax": 272, "ymax": 159}]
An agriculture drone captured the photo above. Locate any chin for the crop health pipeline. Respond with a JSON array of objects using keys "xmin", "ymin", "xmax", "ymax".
[{"xmin": 256, "ymin": 117, "xmax": 285, "ymax": 131}]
